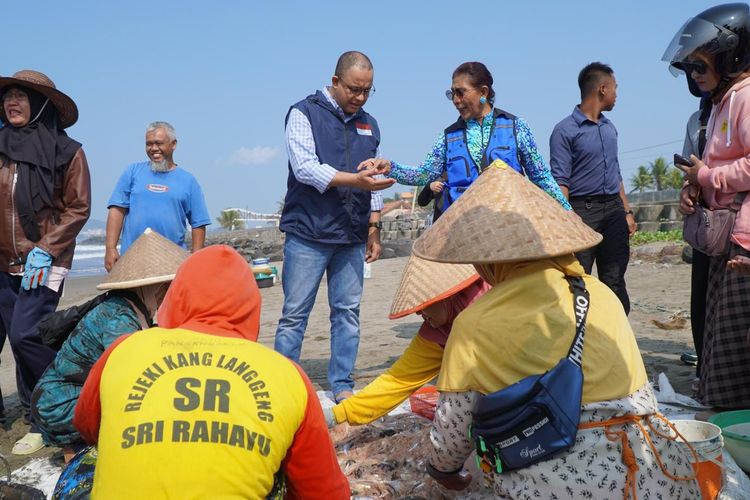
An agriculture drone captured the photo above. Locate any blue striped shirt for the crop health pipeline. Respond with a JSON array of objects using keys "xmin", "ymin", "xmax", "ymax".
[{"xmin": 285, "ymin": 86, "xmax": 383, "ymax": 211}]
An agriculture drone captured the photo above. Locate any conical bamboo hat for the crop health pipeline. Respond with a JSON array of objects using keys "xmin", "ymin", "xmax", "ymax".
[
  {"xmin": 413, "ymin": 161, "xmax": 602, "ymax": 263},
  {"xmin": 97, "ymin": 228, "xmax": 189, "ymax": 290},
  {"xmin": 389, "ymin": 254, "xmax": 479, "ymax": 319}
]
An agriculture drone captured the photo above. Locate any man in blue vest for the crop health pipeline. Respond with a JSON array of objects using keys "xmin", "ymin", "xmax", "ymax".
[
  {"xmin": 274, "ymin": 51, "xmax": 394, "ymax": 402},
  {"xmin": 550, "ymin": 62, "xmax": 636, "ymax": 314}
]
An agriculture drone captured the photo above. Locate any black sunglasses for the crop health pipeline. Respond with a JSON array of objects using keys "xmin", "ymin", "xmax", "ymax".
[{"xmin": 681, "ymin": 59, "xmax": 708, "ymax": 76}]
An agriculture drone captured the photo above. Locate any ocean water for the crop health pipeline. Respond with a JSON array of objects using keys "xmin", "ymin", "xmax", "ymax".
[{"xmin": 71, "ymin": 244, "xmax": 107, "ymax": 277}]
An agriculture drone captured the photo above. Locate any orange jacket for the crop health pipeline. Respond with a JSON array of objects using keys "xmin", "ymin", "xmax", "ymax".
[{"xmin": 74, "ymin": 245, "xmax": 349, "ymax": 499}]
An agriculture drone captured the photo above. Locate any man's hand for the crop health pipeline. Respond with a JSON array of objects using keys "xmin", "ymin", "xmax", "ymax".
[
  {"xmin": 105, "ymin": 247, "xmax": 120, "ymax": 272},
  {"xmin": 680, "ymin": 184, "xmax": 700, "ymax": 215},
  {"xmin": 332, "ymin": 168, "xmax": 395, "ymax": 191},
  {"xmin": 366, "ymin": 229, "xmax": 382, "ymax": 263},
  {"xmin": 674, "ymin": 154, "xmax": 705, "ymax": 185},
  {"xmin": 430, "ymin": 181, "xmax": 445, "ymax": 194},
  {"xmin": 357, "ymin": 158, "xmax": 391, "ymax": 175},
  {"xmin": 626, "ymin": 213, "xmax": 637, "ymax": 237}
]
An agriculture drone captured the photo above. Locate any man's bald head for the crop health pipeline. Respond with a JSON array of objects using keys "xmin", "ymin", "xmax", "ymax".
[{"xmin": 334, "ymin": 51, "xmax": 373, "ymax": 78}]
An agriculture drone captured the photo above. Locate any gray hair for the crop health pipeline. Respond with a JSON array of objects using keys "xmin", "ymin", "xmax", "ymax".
[
  {"xmin": 334, "ymin": 51, "xmax": 373, "ymax": 77},
  {"xmin": 146, "ymin": 121, "xmax": 176, "ymax": 141}
]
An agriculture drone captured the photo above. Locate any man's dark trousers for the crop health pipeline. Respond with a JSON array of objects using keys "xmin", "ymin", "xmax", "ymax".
[{"xmin": 570, "ymin": 195, "xmax": 630, "ymax": 314}]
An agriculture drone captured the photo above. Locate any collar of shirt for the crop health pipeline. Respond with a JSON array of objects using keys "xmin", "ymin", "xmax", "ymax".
[
  {"xmin": 322, "ymin": 86, "xmax": 357, "ymax": 123},
  {"xmin": 572, "ymin": 105, "xmax": 610, "ymax": 127}
]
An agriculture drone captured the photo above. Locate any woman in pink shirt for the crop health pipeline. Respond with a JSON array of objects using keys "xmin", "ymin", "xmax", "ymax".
[{"xmin": 664, "ymin": 3, "xmax": 750, "ymax": 409}]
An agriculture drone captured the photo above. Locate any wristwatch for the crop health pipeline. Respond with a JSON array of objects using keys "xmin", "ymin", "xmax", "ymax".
[
  {"xmin": 368, "ymin": 222, "xmax": 383, "ymax": 230},
  {"xmin": 625, "ymin": 210, "xmax": 634, "ymax": 216}
]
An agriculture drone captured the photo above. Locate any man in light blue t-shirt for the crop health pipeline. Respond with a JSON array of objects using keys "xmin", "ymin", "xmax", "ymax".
[{"xmin": 104, "ymin": 121, "xmax": 211, "ymax": 271}]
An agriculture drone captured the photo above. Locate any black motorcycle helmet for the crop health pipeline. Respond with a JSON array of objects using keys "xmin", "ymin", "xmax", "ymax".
[{"xmin": 663, "ymin": 3, "xmax": 750, "ymax": 95}]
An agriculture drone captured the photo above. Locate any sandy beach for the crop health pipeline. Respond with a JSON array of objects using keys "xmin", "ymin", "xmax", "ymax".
[{"xmin": 0, "ymin": 252, "xmax": 697, "ymax": 473}]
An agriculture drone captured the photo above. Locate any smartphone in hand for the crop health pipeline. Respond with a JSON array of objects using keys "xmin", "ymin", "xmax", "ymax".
[{"xmin": 674, "ymin": 153, "xmax": 694, "ymax": 167}]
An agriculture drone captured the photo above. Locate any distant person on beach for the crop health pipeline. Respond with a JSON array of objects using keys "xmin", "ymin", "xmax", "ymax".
[
  {"xmin": 32, "ymin": 230, "xmax": 186, "ymax": 464},
  {"xmin": 71, "ymin": 246, "xmax": 349, "ymax": 499},
  {"xmin": 667, "ymin": 3, "xmax": 750, "ymax": 410},
  {"xmin": 274, "ymin": 51, "xmax": 395, "ymax": 403},
  {"xmin": 382, "ymin": 61, "xmax": 570, "ymax": 212},
  {"xmin": 0, "ymin": 70, "xmax": 91, "ymax": 455},
  {"xmin": 104, "ymin": 121, "xmax": 210, "ymax": 272},
  {"xmin": 550, "ymin": 62, "xmax": 636, "ymax": 314}
]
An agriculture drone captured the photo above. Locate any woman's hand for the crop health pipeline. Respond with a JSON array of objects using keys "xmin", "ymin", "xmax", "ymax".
[
  {"xmin": 430, "ymin": 181, "xmax": 444, "ymax": 194},
  {"xmin": 674, "ymin": 154, "xmax": 705, "ymax": 185},
  {"xmin": 679, "ymin": 184, "xmax": 700, "ymax": 215}
]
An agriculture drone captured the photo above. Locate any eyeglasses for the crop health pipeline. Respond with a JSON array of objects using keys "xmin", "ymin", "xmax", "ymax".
[
  {"xmin": 681, "ymin": 59, "xmax": 709, "ymax": 75},
  {"xmin": 339, "ymin": 79, "xmax": 375, "ymax": 97},
  {"xmin": 1, "ymin": 88, "xmax": 28, "ymax": 102},
  {"xmin": 445, "ymin": 87, "xmax": 475, "ymax": 101}
]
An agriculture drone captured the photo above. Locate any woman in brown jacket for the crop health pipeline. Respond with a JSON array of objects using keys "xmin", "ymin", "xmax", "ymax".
[{"xmin": 0, "ymin": 70, "xmax": 90, "ymax": 454}]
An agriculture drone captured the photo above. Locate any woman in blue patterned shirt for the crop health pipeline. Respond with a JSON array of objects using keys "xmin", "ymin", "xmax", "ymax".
[{"xmin": 386, "ymin": 62, "xmax": 570, "ymax": 213}]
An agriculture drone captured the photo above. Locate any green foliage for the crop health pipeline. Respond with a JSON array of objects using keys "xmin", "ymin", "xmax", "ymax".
[
  {"xmin": 630, "ymin": 229, "xmax": 683, "ymax": 246},
  {"xmin": 649, "ymin": 157, "xmax": 669, "ymax": 191},
  {"xmin": 664, "ymin": 168, "xmax": 685, "ymax": 189},
  {"xmin": 631, "ymin": 156, "xmax": 685, "ymax": 192},
  {"xmin": 216, "ymin": 209, "xmax": 245, "ymax": 231},
  {"xmin": 630, "ymin": 165, "xmax": 654, "ymax": 193}
]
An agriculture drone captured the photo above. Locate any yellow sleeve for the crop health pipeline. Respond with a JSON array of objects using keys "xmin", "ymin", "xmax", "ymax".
[{"xmin": 332, "ymin": 334, "xmax": 444, "ymax": 425}]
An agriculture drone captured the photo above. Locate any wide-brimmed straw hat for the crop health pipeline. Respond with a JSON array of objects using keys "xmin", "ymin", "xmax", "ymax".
[
  {"xmin": 97, "ymin": 229, "xmax": 189, "ymax": 290},
  {"xmin": 412, "ymin": 161, "xmax": 602, "ymax": 264},
  {"xmin": 389, "ymin": 254, "xmax": 480, "ymax": 319},
  {"xmin": 0, "ymin": 70, "xmax": 78, "ymax": 128}
]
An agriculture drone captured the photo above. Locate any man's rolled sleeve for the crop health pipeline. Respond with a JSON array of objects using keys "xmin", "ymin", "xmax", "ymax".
[{"xmin": 286, "ymin": 108, "xmax": 338, "ymax": 193}]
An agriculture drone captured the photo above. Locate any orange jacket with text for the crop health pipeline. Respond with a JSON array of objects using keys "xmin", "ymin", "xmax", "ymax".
[{"xmin": 74, "ymin": 245, "xmax": 349, "ymax": 499}]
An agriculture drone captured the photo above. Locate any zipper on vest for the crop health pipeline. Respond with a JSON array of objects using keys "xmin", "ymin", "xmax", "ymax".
[{"xmin": 344, "ymin": 124, "xmax": 352, "ymax": 208}]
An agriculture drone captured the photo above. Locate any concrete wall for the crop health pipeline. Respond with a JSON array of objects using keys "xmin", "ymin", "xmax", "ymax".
[{"xmin": 628, "ymin": 189, "xmax": 682, "ymax": 233}]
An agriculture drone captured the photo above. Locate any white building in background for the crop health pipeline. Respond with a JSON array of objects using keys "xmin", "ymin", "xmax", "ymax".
[{"xmin": 222, "ymin": 208, "xmax": 280, "ymax": 229}]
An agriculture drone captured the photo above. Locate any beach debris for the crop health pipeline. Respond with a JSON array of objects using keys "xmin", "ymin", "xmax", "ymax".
[{"xmin": 651, "ymin": 310, "xmax": 689, "ymax": 330}]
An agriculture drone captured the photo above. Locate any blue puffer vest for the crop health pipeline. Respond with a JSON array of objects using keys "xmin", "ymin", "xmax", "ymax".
[
  {"xmin": 280, "ymin": 91, "xmax": 380, "ymax": 244},
  {"xmin": 443, "ymin": 108, "xmax": 522, "ymax": 208}
]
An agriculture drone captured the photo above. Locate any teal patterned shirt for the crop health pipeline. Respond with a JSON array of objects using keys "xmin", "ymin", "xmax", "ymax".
[{"xmin": 388, "ymin": 111, "xmax": 571, "ymax": 209}]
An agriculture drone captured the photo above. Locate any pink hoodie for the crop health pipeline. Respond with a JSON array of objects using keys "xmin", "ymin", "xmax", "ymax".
[{"xmin": 698, "ymin": 77, "xmax": 750, "ymax": 250}]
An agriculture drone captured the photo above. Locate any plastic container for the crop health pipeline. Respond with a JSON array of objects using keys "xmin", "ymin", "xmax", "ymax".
[
  {"xmin": 672, "ymin": 420, "xmax": 723, "ymax": 499},
  {"xmin": 409, "ymin": 385, "xmax": 438, "ymax": 420},
  {"xmin": 256, "ymin": 276, "xmax": 274, "ymax": 289},
  {"xmin": 710, "ymin": 409, "xmax": 750, "ymax": 474}
]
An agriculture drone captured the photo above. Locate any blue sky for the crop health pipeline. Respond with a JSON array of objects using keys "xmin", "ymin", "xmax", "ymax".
[{"xmin": 5, "ymin": 0, "xmax": 714, "ymax": 223}]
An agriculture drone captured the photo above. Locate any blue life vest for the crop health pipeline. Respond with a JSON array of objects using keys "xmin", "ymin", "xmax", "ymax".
[
  {"xmin": 280, "ymin": 91, "xmax": 380, "ymax": 244},
  {"xmin": 443, "ymin": 109, "xmax": 522, "ymax": 208}
]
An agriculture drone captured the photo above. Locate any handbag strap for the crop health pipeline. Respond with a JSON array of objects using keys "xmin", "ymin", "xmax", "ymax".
[{"xmin": 564, "ymin": 276, "xmax": 590, "ymax": 368}]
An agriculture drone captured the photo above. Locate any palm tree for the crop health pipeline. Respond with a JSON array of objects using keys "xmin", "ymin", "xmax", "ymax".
[
  {"xmin": 648, "ymin": 157, "xmax": 670, "ymax": 191},
  {"xmin": 216, "ymin": 209, "xmax": 245, "ymax": 231},
  {"xmin": 664, "ymin": 167, "xmax": 685, "ymax": 190},
  {"xmin": 630, "ymin": 165, "xmax": 654, "ymax": 193}
]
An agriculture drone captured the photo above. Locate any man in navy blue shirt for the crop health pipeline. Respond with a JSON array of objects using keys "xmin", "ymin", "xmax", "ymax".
[{"xmin": 550, "ymin": 62, "xmax": 636, "ymax": 314}]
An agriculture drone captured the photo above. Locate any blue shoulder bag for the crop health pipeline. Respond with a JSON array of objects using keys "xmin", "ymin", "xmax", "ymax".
[{"xmin": 469, "ymin": 276, "xmax": 590, "ymax": 473}]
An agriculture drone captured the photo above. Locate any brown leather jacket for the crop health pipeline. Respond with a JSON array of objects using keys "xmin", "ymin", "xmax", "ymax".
[{"xmin": 0, "ymin": 148, "xmax": 91, "ymax": 273}]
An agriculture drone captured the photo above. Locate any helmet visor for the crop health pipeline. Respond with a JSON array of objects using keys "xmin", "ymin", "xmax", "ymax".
[{"xmin": 662, "ymin": 16, "xmax": 733, "ymax": 72}]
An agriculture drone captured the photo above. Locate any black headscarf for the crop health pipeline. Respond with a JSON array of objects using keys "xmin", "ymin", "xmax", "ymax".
[{"xmin": 0, "ymin": 85, "xmax": 81, "ymax": 242}]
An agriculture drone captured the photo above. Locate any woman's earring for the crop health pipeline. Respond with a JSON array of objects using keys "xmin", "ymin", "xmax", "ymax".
[{"xmin": 479, "ymin": 96, "xmax": 487, "ymax": 104}]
